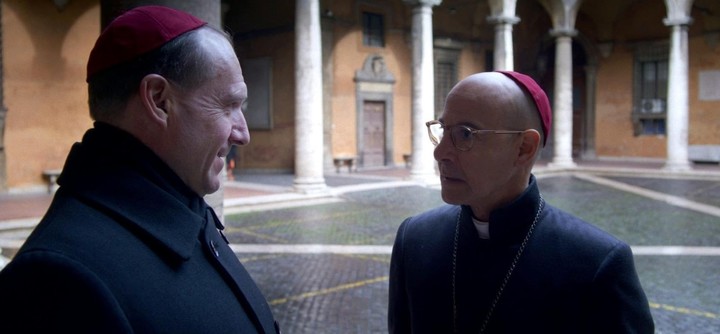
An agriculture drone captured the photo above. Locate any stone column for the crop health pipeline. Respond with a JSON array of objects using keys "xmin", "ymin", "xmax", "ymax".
[
  {"xmin": 548, "ymin": 29, "xmax": 577, "ymax": 168},
  {"xmin": 663, "ymin": 16, "xmax": 692, "ymax": 171},
  {"xmin": 99, "ymin": 0, "xmax": 226, "ymax": 217},
  {"xmin": 404, "ymin": 0, "xmax": 441, "ymax": 184},
  {"xmin": 487, "ymin": 15, "xmax": 519, "ymax": 71},
  {"xmin": 582, "ymin": 64, "xmax": 597, "ymax": 159},
  {"xmin": 294, "ymin": 0, "xmax": 327, "ymax": 193},
  {"xmin": 0, "ymin": 0, "xmax": 7, "ymax": 191},
  {"xmin": 321, "ymin": 12, "xmax": 335, "ymax": 172}
]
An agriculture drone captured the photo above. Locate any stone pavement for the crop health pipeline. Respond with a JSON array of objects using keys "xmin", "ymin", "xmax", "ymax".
[{"xmin": 1, "ymin": 160, "xmax": 720, "ymax": 333}]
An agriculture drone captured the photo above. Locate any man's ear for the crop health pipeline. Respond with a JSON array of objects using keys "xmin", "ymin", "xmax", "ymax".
[
  {"xmin": 516, "ymin": 129, "xmax": 541, "ymax": 165},
  {"xmin": 139, "ymin": 74, "xmax": 171, "ymax": 125}
]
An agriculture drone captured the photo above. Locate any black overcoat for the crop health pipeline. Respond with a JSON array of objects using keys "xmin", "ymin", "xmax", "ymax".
[
  {"xmin": 0, "ymin": 124, "xmax": 279, "ymax": 333},
  {"xmin": 389, "ymin": 176, "xmax": 654, "ymax": 333}
]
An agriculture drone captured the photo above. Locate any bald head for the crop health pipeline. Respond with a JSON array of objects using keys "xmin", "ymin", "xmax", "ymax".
[
  {"xmin": 446, "ymin": 72, "xmax": 545, "ymax": 148},
  {"xmin": 435, "ymin": 72, "xmax": 549, "ymax": 219}
]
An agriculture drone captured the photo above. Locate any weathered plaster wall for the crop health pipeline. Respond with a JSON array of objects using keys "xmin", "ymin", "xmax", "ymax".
[{"xmin": 3, "ymin": 0, "xmax": 97, "ymax": 190}]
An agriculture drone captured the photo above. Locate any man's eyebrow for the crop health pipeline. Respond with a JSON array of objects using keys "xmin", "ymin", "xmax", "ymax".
[{"xmin": 223, "ymin": 87, "xmax": 247, "ymax": 102}]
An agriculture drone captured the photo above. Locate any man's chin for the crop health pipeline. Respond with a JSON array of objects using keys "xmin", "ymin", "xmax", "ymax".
[
  {"xmin": 199, "ymin": 175, "xmax": 222, "ymax": 197},
  {"xmin": 440, "ymin": 191, "xmax": 463, "ymax": 206}
]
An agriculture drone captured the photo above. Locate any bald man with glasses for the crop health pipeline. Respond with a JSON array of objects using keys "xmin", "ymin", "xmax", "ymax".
[{"xmin": 388, "ymin": 71, "xmax": 654, "ymax": 334}]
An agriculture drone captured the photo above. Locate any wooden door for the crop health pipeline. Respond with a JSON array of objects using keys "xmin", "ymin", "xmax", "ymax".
[{"xmin": 362, "ymin": 101, "xmax": 386, "ymax": 167}]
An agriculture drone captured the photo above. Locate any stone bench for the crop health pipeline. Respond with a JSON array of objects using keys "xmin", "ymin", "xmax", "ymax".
[
  {"xmin": 333, "ymin": 156, "xmax": 356, "ymax": 173},
  {"xmin": 402, "ymin": 154, "xmax": 411, "ymax": 168},
  {"xmin": 688, "ymin": 145, "xmax": 720, "ymax": 164},
  {"xmin": 42, "ymin": 169, "xmax": 62, "ymax": 193}
]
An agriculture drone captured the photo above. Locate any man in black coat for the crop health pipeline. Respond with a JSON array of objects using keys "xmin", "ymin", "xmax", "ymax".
[
  {"xmin": 0, "ymin": 6, "xmax": 279, "ymax": 333},
  {"xmin": 388, "ymin": 71, "xmax": 654, "ymax": 333}
]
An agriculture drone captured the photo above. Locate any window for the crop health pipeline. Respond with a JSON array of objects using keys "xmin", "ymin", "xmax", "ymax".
[
  {"xmin": 434, "ymin": 44, "xmax": 461, "ymax": 118},
  {"xmin": 435, "ymin": 61, "xmax": 456, "ymax": 117},
  {"xmin": 362, "ymin": 12, "xmax": 384, "ymax": 47},
  {"xmin": 633, "ymin": 43, "xmax": 668, "ymax": 136}
]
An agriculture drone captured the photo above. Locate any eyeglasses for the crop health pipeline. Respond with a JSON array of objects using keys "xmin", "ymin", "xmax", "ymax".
[{"xmin": 425, "ymin": 120, "xmax": 524, "ymax": 151}]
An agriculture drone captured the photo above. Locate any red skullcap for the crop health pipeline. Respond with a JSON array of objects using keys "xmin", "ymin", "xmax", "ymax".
[
  {"xmin": 86, "ymin": 5, "xmax": 206, "ymax": 82},
  {"xmin": 496, "ymin": 71, "xmax": 552, "ymax": 147}
]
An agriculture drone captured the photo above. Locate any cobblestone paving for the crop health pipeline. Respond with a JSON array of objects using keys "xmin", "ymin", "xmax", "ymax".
[
  {"xmin": 606, "ymin": 176, "xmax": 720, "ymax": 208},
  {"xmin": 539, "ymin": 176, "xmax": 720, "ymax": 246},
  {"xmin": 225, "ymin": 174, "xmax": 720, "ymax": 334},
  {"xmin": 241, "ymin": 253, "xmax": 390, "ymax": 334}
]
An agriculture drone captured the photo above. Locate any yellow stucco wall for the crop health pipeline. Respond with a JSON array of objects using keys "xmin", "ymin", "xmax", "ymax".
[
  {"xmin": 3, "ymin": 0, "xmax": 97, "ymax": 190},
  {"xmin": 595, "ymin": 33, "xmax": 720, "ymax": 159},
  {"xmin": 2, "ymin": 0, "xmax": 718, "ymax": 191},
  {"xmin": 326, "ymin": 1, "xmax": 488, "ymax": 167},
  {"xmin": 330, "ymin": 24, "xmax": 359, "ymax": 160},
  {"xmin": 327, "ymin": 3, "xmax": 417, "ymax": 167},
  {"xmin": 595, "ymin": 48, "xmax": 666, "ymax": 158},
  {"xmin": 235, "ymin": 31, "xmax": 297, "ymax": 172},
  {"xmin": 688, "ymin": 36, "xmax": 720, "ymax": 146}
]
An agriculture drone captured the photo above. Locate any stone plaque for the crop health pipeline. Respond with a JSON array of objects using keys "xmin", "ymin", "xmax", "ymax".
[
  {"xmin": 698, "ymin": 70, "xmax": 720, "ymax": 101},
  {"xmin": 242, "ymin": 57, "xmax": 273, "ymax": 129}
]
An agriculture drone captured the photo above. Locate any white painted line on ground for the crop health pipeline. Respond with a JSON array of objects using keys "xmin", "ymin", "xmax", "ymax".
[
  {"xmin": 224, "ymin": 192, "xmax": 333, "ymax": 208},
  {"xmin": 228, "ymin": 244, "xmax": 720, "ymax": 256},
  {"xmin": 0, "ymin": 218, "xmax": 40, "ymax": 231},
  {"xmin": 573, "ymin": 173, "xmax": 720, "ymax": 218},
  {"xmin": 0, "ymin": 239, "xmax": 25, "ymax": 249},
  {"xmin": 223, "ymin": 180, "xmax": 422, "ymax": 214},
  {"xmin": 632, "ymin": 246, "xmax": 720, "ymax": 256},
  {"xmin": 330, "ymin": 180, "xmax": 423, "ymax": 195},
  {"xmin": 224, "ymin": 197, "xmax": 344, "ymax": 214},
  {"xmin": 230, "ymin": 244, "xmax": 393, "ymax": 254}
]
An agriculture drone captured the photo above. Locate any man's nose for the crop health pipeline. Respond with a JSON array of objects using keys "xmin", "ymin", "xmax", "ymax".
[
  {"xmin": 433, "ymin": 133, "xmax": 454, "ymax": 162},
  {"xmin": 230, "ymin": 112, "xmax": 250, "ymax": 146}
]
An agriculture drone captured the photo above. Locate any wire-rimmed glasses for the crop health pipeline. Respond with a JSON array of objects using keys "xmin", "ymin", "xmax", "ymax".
[{"xmin": 425, "ymin": 120, "xmax": 525, "ymax": 151}]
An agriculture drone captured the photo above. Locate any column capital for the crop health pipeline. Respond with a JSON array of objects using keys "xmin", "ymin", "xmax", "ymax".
[
  {"xmin": 550, "ymin": 28, "xmax": 578, "ymax": 38},
  {"xmin": 403, "ymin": 0, "xmax": 442, "ymax": 8},
  {"xmin": 663, "ymin": 16, "xmax": 693, "ymax": 27},
  {"xmin": 486, "ymin": 15, "xmax": 520, "ymax": 25},
  {"xmin": 663, "ymin": 0, "xmax": 694, "ymax": 27}
]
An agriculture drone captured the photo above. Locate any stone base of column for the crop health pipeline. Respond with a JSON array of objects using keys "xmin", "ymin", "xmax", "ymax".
[
  {"xmin": 548, "ymin": 157, "xmax": 577, "ymax": 169},
  {"xmin": 294, "ymin": 177, "xmax": 328, "ymax": 194},
  {"xmin": 662, "ymin": 159, "xmax": 692, "ymax": 172}
]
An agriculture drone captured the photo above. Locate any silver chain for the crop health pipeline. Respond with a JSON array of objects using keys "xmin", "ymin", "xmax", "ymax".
[
  {"xmin": 452, "ymin": 196, "xmax": 545, "ymax": 334},
  {"xmin": 452, "ymin": 210, "xmax": 461, "ymax": 333}
]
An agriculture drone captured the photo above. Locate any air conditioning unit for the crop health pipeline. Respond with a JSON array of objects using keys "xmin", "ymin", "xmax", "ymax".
[{"xmin": 640, "ymin": 98, "xmax": 665, "ymax": 113}]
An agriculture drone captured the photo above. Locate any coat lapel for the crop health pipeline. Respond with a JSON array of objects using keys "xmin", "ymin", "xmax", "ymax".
[{"xmin": 202, "ymin": 209, "xmax": 278, "ymax": 334}]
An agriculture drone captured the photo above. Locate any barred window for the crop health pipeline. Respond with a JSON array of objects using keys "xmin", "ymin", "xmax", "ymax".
[
  {"xmin": 434, "ymin": 44, "xmax": 461, "ymax": 118},
  {"xmin": 362, "ymin": 12, "xmax": 384, "ymax": 47},
  {"xmin": 435, "ymin": 61, "xmax": 456, "ymax": 117},
  {"xmin": 633, "ymin": 43, "xmax": 668, "ymax": 136}
]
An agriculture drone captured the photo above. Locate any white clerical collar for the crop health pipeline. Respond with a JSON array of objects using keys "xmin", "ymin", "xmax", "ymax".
[{"xmin": 472, "ymin": 216, "xmax": 490, "ymax": 239}]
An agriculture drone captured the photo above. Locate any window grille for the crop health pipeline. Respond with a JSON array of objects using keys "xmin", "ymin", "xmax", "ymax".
[
  {"xmin": 632, "ymin": 43, "xmax": 668, "ymax": 136},
  {"xmin": 362, "ymin": 12, "xmax": 384, "ymax": 47}
]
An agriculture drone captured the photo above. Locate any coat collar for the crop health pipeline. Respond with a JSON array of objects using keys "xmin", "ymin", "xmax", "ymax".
[
  {"xmin": 461, "ymin": 175, "xmax": 544, "ymax": 246},
  {"xmin": 57, "ymin": 123, "xmax": 206, "ymax": 263}
]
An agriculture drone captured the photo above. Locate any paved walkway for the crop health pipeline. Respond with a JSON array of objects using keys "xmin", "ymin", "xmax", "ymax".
[{"xmin": 1, "ymin": 160, "xmax": 720, "ymax": 333}]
